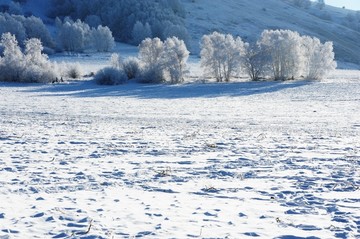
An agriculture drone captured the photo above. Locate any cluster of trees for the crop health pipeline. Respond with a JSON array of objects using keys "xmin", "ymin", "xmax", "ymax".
[
  {"xmin": 258, "ymin": 30, "xmax": 336, "ymax": 80},
  {"xmin": 49, "ymin": 0, "xmax": 189, "ymax": 48},
  {"xmin": 56, "ymin": 18, "xmax": 115, "ymax": 52},
  {"xmin": 201, "ymin": 30, "xmax": 336, "ymax": 81},
  {"xmin": 0, "ymin": 12, "xmax": 115, "ymax": 54},
  {"xmin": 0, "ymin": 13, "xmax": 53, "ymax": 49},
  {"xmin": 95, "ymin": 29, "xmax": 335, "ymax": 86},
  {"xmin": 0, "ymin": 0, "xmax": 23, "ymax": 15},
  {"xmin": 0, "ymin": 31, "xmax": 86, "ymax": 83},
  {"xmin": 0, "ymin": 32, "xmax": 57, "ymax": 83},
  {"xmin": 95, "ymin": 36, "xmax": 189, "ymax": 85}
]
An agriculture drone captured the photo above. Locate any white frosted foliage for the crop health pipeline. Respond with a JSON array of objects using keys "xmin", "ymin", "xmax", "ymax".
[{"xmin": 200, "ymin": 31, "xmax": 246, "ymax": 82}]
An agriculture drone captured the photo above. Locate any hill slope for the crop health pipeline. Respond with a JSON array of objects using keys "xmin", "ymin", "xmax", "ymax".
[
  {"xmin": 183, "ymin": 0, "xmax": 360, "ymax": 65},
  {"xmin": 10, "ymin": 0, "xmax": 360, "ymax": 66}
]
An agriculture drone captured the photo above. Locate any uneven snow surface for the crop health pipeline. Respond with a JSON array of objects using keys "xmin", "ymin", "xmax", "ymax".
[{"xmin": 0, "ymin": 72, "xmax": 359, "ymax": 238}]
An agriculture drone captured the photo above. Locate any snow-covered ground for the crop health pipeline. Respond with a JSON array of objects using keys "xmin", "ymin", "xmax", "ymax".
[{"xmin": 0, "ymin": 64, "xmax": 359, "ymax": 238}]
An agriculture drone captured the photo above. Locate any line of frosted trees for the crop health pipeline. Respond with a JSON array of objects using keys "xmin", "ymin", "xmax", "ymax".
[
  {"xmin": 0, "ymin": 13, "xmax": 116, "ymax": 53},
  {"xmin": 49, "ymin": 0, "xmax": 188, "ymax": 46},
  {"xmin": 201, "ymin": 30, "xmax": 336, "ymax": 82},
  {"xmin": 0, "ymin": 29, "xmax": 336, "ymax": 84},
  {"xmin": 96, "ymin": 29, "xmax": 336, "ymax": 85}
]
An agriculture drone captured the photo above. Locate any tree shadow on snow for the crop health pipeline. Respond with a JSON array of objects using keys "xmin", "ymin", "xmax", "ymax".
[{"xmin": 21, "ymin": 79, "xmax": 313, "ymax": 99}]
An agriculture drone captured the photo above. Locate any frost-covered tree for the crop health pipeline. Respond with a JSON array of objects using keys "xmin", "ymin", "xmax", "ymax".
[
  {"xmin": 13, "ymin": 15, "xmax": 54, "ymax": 48},
  {"xmin": 139, "ymin": 37, "xmax": 164, "ymax": 67},
  {"xmin": 0, "ymin": 14, "xmax": 53, "ymax": 49},
  {"xmin": 23, "ymin": 38, "xmax": 58, "ymax": 83},
  {"xmin": 24, "ymin": 38, "xmax": 46, "ymax": 64},
  {"xmin": 0, "ymin": 32, "xmax": 24, "ymax": 82},
  {"xmin": 200, "ymin": 32, "xmax": 246, "ymax": 82},
  {"xmin": 91, "ymin": 25, "xmax": 115, "ymax": 52},
  {"xmin": 138, "ymin": 37, "xmax": 165, "ymax": 83},
  {"xmin": 302, "ymin": 36, "xmax": 336, "ymax": 80},
  {"xmin": 132, "ymin": 21, "xmax": 152, "ymax": 45},
  {"xmin": 137, "ymin": 36, "xmax": 189, "ymax": 83},
  {"xmin": 243, "ymin": 43, "xmax": 270, "ymax": 81},
  {"xmin": 163, "ymin": 23, "xmax": 190, "ymax": 49},
  {"xmin": 162, "ymin": 36, "xmax": 189, "ymax": 83},
  {"xmin": 22, "ymin": 16, "xmax": 53, "ymax": 48},
  {"xmin": 0, "ymin": 33, "xmax": 57, "ymax": 83},
  {"xmin": 57, "ymin": 18, "xmax": 115, "ymax": 52},
  {"xmin": 257, "ymin": 29, "xmax": 336, "ymax": 81},
  {"xmin": 258, "ymin": 29, "xmax": 304, "ymax": 80},
  {"xmin": 57, "ymin": 19, "xmax": 90, "ymax": 52},
  {"xmin": 110, "ymin": 53, "xmax": 122, "ymax": 69}
]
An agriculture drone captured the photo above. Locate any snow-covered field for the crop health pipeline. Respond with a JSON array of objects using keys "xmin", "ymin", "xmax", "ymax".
[{"xmin": 0, "ymin": 68, "xmax": 359, "ymax": 238}]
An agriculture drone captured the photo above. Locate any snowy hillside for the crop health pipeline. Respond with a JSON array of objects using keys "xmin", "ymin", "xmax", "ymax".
[
  {"xmin": 5, "ymin": 0, "xmax": 360, "ymax": 66},
  {"xmin": 182, "ymin": 0, "xmax": 360, "ymax": 66},
  {"xmin": 4, "ymin": 0, "xmax": 360, "ymax": 66}
]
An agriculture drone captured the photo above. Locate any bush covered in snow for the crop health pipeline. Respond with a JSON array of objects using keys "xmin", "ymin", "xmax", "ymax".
[
  {"xmin": 94, "ymin": 67, "xmax": 128, "ymax": 85},
  {"xmin": 122, "ymin": 57, "xmax": 141, "ymax": 80},
  {"xmin": 63, "ymin": 63, "xmax": 82, "ymax": 79},
  {"xmin": 0, "ymin": 33, "xmax": 58, "ymax": 83}
]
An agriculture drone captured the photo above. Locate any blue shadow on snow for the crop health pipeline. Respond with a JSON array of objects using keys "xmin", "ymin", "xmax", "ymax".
[{"xmin": 18, "ymin": 79, "xmax": 312, "ymax": 99}]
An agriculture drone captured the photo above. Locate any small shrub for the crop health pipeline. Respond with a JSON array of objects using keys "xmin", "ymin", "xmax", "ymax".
[
  {"xmin": 122, "ymin": 57, "xmax": 140, "ymax": 79},
  {"xmin": 137, "ymin": 66, "xmax": 165, "ymax": 84},
  {"xmin": 23, "ymin": 65, "xmax": 58, "ymax": 83},
  {"xmin": 94, "ymin": 67, "xmax": 128, "ymax": 85},
  {"xmin": 65, "ymin": 63, "xmax": 82, "ymax": 79}
]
